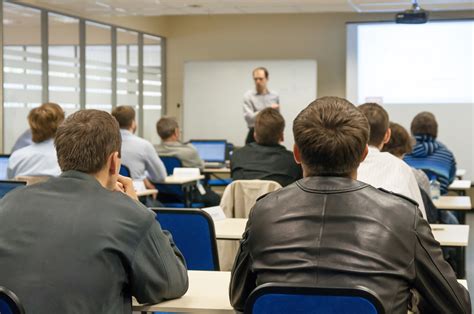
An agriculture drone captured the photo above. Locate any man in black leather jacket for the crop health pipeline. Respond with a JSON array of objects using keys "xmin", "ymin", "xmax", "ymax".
[{"xmin": 229, "ymin": 96, "xmax": 470, "ymax": 314}]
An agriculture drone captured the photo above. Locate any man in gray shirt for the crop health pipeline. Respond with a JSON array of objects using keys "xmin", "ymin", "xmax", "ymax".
[
  {"xmin": 0, "ymin": 110, "xmax": 188, "ymax": 313},
  {"xmin": 243, "ymin": 67, "xmax": 280, "ymax": 144},
  {"xmin": 155, "ymin": 116, "xmax": 204, "ymax": 169}
]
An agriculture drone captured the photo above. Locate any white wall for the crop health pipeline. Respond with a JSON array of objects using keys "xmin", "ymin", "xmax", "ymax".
[{"xmin": 183, "ymin": 59, "xmax": 317, "ymax": 149}]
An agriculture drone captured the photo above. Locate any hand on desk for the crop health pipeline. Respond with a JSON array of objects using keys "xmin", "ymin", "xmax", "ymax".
[{"xmin": 115, "ymin": 175, "xmax": 139, "ymax": 201}]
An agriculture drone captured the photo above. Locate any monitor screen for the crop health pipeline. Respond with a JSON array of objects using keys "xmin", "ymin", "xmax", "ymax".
[
  {"xmin": 0, "ymin": 155, "xmax": 10, "ymax": 180},
  {"xmin": 0, "ymin": 181, "xmax": 26, "ymax": 199},
  {"xmin": 190, "ymin": 140, "xmax": 227, "ymax": 163}
]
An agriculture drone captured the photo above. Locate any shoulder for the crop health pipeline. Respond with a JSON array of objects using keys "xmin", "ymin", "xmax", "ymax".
[
  {"xmin": 378, "ymin": 187, "xmax": 419, "ymax": 207},
  {"xmin": 244, "ymin": 90, "xmax": 254, "ymax": 98},
  {"xmin": 268, "ymin": 90, "xmax": 279, "ymax": 97}
]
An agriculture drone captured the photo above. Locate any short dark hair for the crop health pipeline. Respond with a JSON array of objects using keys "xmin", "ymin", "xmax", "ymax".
[
  {"xmin": 252, "ymin": 67, "xmax": 269, "ymax": 79},
  {"xmin": 254, "ymin": 108, "xmax": 285, "ymax": 146},
  {"xmin": 28, "ymin": 102, "xmax": 65, "ymax": 143},
  {"xmin": 293, "ymin": 96, "xmax": 369, "ymax": 177},
  {"xmin": 111, "ymin": 105, "xmax": 135, "ymax": 129},
  {"xmin": 156, "ymin": 116, "xmax": 179, "ymax": 140},
  {"xmin": 55, "ymin": 110, "xmax": 121, "ymax": 174},
  {"xmin": 358, "ymin": 103, "xmax": 389, "ymax": 146},
  {"xmin": 382, "ymin": 122, "xmax": 414, "ymax": 157},
  {"xmin": 411, "ymin": 112, "xmax": 438, "ymax": 138}
]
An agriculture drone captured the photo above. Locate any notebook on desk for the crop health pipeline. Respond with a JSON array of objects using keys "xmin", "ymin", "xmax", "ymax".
[{"xmin": 189, "ymin": 140, "xmax": 227, "ymax": 168}]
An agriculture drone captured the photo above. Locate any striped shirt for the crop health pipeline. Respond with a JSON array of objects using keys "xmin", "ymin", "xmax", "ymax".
[{"xmin": 404, "ymin": 135, "xmax": 456, "ymax": 195}]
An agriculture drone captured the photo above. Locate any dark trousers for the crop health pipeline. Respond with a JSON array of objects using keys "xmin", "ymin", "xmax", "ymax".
[{"xmin": 245, "ymin": 127, "xmax": 255, "ymax": 144}]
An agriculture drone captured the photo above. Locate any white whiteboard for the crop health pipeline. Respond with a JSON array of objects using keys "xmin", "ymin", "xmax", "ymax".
[{"xmin": 183, "ymin": 60, "xmax": 317, "ymax": 149}]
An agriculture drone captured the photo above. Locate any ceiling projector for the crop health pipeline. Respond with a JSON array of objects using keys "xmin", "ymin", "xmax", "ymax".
[{"xmin": 395, "ymin": 0, "xmax": 429, "ymax": 24}]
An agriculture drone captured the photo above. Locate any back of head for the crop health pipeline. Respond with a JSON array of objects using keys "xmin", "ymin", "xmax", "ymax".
[
  {"xmin": 111, "ymin": 105, "xmax": 135, "ymax": 129},
  {"xmin": 382, "ymin": 122, "xmax": 413, "ymax": 158},
  {"xmin": 411, "ymin": 112, "xmax": 438, "ymax": 138},
  {"xmin": 156, "ymin": 116, "xmax": 179, "ymax": 140},
  {"xmin": 55, "ymin": 110, "xmax": 121, "ymax": 174},
  {"xmin": 358, "ymin": 103, "xmax": 389, "ymax": 147},
  {"xmin": 28, "ymin": 102, "xmax": 65, "ymax": 143},
  {"xmin": 293, "ymin": 96, "xmax": 369, "ymax": 177},
  {"xmin": 255, "ymin": 108, "xmax": 284, "ymax": 146}
]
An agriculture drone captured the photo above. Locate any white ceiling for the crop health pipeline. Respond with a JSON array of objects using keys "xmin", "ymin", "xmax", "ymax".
[{"xmin": 14, "ymin": 0, "xmax": 474, "ymax": 16}]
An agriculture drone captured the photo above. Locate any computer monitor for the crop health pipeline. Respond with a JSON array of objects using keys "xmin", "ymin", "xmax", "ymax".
[
  {"xmin": 0, "ymin": 180, "xmax": 26, "ymax": 199},
  {"xmin": 0, "ymin": 154, "xmax": 10, "ymax": 180},
  {"xmin": 189, "ymin": 140, "xmax": 227, "ymax": 163}
]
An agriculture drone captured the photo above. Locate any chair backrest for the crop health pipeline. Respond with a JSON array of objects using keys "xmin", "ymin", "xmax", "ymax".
[
  {"xmin": 245, "ymin": 284, "xmax": 384, "ymax": 314},
  {"xmin": 220, "ymin": 180, "xmax": 282, "ymax": 218},
  {"xmin": 0, "ymin": 287, "xmax": 25, "ymax": 314},
  {"xmin": 155, "ymin": 157, "xmax": 184, "ymax": 198},
  {"xmin": 152, "ymin": 208, "xmax": 220, "ymax": 270},
  {"xmin": 119, "ymin": 165, "xmax": 131, "ymax": 177},
  {"xmin": 0, "ymin": 181, "xmax": 27, "ymax": 199},
  {"xmin": 160, "ymin": 156, "xmax": 183, "ymax": 175}
]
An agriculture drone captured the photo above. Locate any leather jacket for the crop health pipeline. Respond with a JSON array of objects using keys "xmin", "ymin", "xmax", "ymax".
[{"xmin": 229, "ymin": 176, "xmax": 470, "ymax": 314}]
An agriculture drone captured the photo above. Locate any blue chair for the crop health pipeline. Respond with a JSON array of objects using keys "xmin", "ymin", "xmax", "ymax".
[
  {"xmin": 152, "ymin": 208, "xmax": 220, "ymax": 270},
  {"xmin": 0, "ymin": 181, "xmax": 27, "ymax": 199},
  {"xmin": 0, "ymin": 287, "xmax": 25, "ymax": 314},
  {"xmin": 156, "ymin": 156, "xmax": 204, "ymax": 208},
  {"xmin": 119, "ymin": 165, "xmax": 131, "ymax": 177},
  {"xmin": 245, "ymin": 284, "xmax": 384, "ymax": 314}
]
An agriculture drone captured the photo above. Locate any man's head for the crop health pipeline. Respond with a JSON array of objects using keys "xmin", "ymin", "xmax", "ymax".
[
  {"xmin": 111, "ymin": 105, "xmax": 136, "ymax": 133},
  {"xmin": 156, "ymin": 117, "xmax": 179, "ymax": 142},
  {"xmin": 254, "ymin": 108, "xmax": 285, "ymax": 146},
  {"xmin": 358, "ymin": 103, "xmax": 390, "ymax": 149},
  {"xmin": 382, "ymin": 122, "xmax": 413, "ymax": 159},
  {"xmin": 253, "ymin": 67, "xmax": 269, "ymax": 93},
  {"xmin": 28, "ymin": 102, "xmax": 65, "ymax": 143},
  {"xmin": 411, "ymin": 112, "xmax": 438, "ymax": 138},
  {"xmin": 55, "ymin": 110, "xmax": 121, "ymax": 190},
  {"xmin": 293, "ymin": 96, "xmax": 369, "ymax": 178}
]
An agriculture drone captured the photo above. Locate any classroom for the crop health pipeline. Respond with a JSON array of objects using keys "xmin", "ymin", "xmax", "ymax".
[{"xmin": 0, "ymin": 0, "xmax": 472, "ymax": 313}]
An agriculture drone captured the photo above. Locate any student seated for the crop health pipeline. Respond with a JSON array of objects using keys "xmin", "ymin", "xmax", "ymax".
[
  {"xmin": 357, "ymin": 103, "xmax": 426, "ymax": 218},
  {"xmin": 0, "ymin": 110, "xmax": 188, "ymax": 313},
  {"xmin": 111, "ymin": 105, "xmax": 167, "ymax": 183},
  {"xmin": 155, "ymin": 116, "xmax": 204, "ymax": 169},
  {"xmin": 231, "ymin": 108, "xmax": 302, "ymax": 187},
  {"xmin": 155, "ymin": 117, "xmax": 220, "ymax": 207},
  {"xmin": 404, "ymin": 112, "xmax": 456, "ymax": 195},
  {"xmin": 229, "ymin": 97, "xmax": 470, "ymax": 314},
  {"xmin": 383, "ymin": 122, "xmax": 458, "ymax": 225},
  {"xmin": 11, "ymin": 129, "xmax": 32, "ymax": 153},
  {"xmin": 8, "ymin": 102, "xmax": 64, "ymax": 178}
]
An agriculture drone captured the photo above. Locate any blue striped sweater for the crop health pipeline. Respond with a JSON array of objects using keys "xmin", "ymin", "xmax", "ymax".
[{"xmin": 404, "ymin": 135, "xmax": 456, "ymax": 195}]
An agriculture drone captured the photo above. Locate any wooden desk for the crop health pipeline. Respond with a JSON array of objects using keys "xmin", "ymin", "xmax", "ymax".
[
  {"xmin": 132, "ymin": 271, "xmax": 468, "ymax": 313},
  {"xmin": 136, "ymin": 189, "xmax": 158, "ymax": 197},
  {"xmin": 202, "ymin": 168, "xmax": 231, "ymax": 174},
  {"xmin": 214, "ymin": 219, "xmax": 469, "ymax": 247},
  {"xmin": 133, "ymin": 270, "xmax": 233, "ymax": 313},
  {"xmin": 433, "ymin": 196, "xmax": 471, "ymax": 211},
  {"xmin": 164, "ymin": 175, "xmax": 205, "ymax": 184},
  {"xmin": 431, "ymin": 224, "xmax": 469, "ymax": 247},
  {"xmin": 161, "ymin": 175, "xmax": 205, "ymax": 207},
  {"xmin": 449, "ymin": 180, "xmax": 471, "ymax": 196}
]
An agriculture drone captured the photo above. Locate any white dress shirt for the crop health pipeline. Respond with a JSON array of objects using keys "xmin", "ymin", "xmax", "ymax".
[
  {"xmin": 357, "ymin": 146, "xmax": 427, "ymax": 218},
  {"xmin": 120, "ymin": 129, "xmax": 167, "ymax": 182},
  {"xmin": 7, "ymin": 138, "xmax": 61, "ymax": 179}
]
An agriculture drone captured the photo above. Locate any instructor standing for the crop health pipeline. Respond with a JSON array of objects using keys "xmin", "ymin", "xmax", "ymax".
[{"xmin": 243, "ymin": 67, "xmax": 280, "ymax": 144}]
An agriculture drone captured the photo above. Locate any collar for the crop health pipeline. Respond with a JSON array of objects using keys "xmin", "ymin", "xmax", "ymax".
[
  {"xmin": 296, "ymin": 176, "xmax": 368, "ymax": 194},
  {"xmin": 120, "ymin": 129, "xmax": 134, "ymax": 137},
  {"xmin": 60, "ymin": 170, "xmax": 104, "ymax": 189}
]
